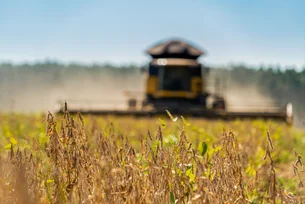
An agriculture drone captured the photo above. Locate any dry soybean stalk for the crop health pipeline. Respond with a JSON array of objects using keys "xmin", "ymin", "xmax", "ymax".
[{"xmin": 263, "ymin": 131, "xmax": 277, "ymax": 203}]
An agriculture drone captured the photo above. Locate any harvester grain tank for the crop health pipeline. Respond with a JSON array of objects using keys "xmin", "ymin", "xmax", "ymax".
[{"xmin": 54, "ymin": 38, "xmax": 293, "ymax": 125}]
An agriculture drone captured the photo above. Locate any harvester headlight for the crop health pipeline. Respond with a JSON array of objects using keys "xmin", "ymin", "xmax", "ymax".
[{"xmin": 157, "ymin": 58, "xmax": 167, "ymax": 66}]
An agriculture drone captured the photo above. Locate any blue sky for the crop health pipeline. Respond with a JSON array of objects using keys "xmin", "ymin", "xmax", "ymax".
[{"xmin": 0, "ymin": 0, "xmax": 304, "ymax": 69}]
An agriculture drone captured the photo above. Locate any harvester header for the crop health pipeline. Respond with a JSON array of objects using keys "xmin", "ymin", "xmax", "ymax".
[{"xmin": 54, "ymin": 38, "xmax": 293, "ymax": 125}]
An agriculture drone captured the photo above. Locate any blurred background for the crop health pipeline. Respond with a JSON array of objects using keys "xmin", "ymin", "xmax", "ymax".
[{"xmin": 0, "ymin": 0, "xmax": 304, "ymax": 126}]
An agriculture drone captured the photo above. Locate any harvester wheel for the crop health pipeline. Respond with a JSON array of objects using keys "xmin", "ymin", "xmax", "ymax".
[
  {"xmin": 212, "ymin": 99, "xmax": 226, "ymax": 110},
  {"xmin": 141, "ymin": 100, "xmax": 148, "ymax": 109},
  {"xmin": 128, "ymin": 98, "xmax": 137, "ymax": 109}
]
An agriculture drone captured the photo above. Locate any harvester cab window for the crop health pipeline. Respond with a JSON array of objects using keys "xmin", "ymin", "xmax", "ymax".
[
  {"xmin": 149, "ymin": 65, "xmax": 159, "ymax": 76},
  {"xmin": 158, "ymin": 66, "xmax": 191, "ymax": 91}
]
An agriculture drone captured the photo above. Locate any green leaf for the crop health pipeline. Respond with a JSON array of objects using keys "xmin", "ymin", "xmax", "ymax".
[
  {"xmin": 4, "ymin": 144, "xmax": 12, "ymax": 150},
  {"xmin": 181, "ymin": 116, "xmax": 190, "ymax": 127},
  {"xmin": 186, "ymin": 168, "xmax": 195, "ymax": 182},
  {"xmin": 4, "ymin": 126, "xmax": 12, "ymax": 138},
  {"xmin": 170, "ymin": 192, "xmax": 175, "ymax": 204},
  {"xmin": 46, "ymin": 179, "xmax": 54, "ymax": 184},
  {"xmin": 158, "ymin": 118, "xmax": 166, "ymax": 127},
  {"xmin": 199, "ymin": 142, "xmax": 208, "ymax": 156},
  {"xmin": 166, "ymin": 110, "xmax": 178, "ymax": 122},
  {"xmin": 39, "ymin": 133, "xmax": 48, "ymax": 144},
  {"xmin": 10, "ymin": 137, "xmax": 17, "ymax": 145}
]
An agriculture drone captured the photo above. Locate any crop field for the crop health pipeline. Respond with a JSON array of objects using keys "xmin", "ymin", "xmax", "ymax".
[{"xmin": 0, "ymin": 110, "xmax": 305, "ymax": 203}]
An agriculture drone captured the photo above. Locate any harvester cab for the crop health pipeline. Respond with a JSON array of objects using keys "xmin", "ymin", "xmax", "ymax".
[{"xmin": 137, "ymin": 39, "xmax": 225, "ymax": 113}]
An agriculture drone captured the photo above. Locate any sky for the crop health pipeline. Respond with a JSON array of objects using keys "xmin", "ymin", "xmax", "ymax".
[{"xmin": 0, "ymin": 0, "xmax": 304, "ymax": 69}]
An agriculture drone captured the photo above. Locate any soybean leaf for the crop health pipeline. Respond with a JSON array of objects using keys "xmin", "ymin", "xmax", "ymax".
[
  {"xmin": 170, "ymin": 192, "xmax": 175, "ymax": 204},
  {"xmin": 46, "ymin": 179, "xmax": 54, "ymax": 184},
  {"xmin": 181, "ymin": 116, "xmax": 190, "ymax": 127},
  {"xmin": 199, "ymin": 142, "xmax": 208, "ymax": 156},
  {"xmin": 10, "ymin": 137, "xmax": 17, "ymax": 145},
  {"xmin": 166, "ymin": 110, "xmax": 178, "ymax": 122},
  {"xmin": 4, "ymin": 144, "xmax": 12, "ymax": 150},
  {"xmin": 158, "ymin": 118, "xmax": 166, "ymax": 127}
]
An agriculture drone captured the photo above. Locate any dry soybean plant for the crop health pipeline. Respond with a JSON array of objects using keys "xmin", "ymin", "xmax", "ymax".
[{"xmin": 0, "ymin": 105, "xmax": 304, "ymax": 203}]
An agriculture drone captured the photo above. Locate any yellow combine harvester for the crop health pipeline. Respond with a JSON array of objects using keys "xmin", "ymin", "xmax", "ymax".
[{"xmin": 54, "ymin": 38, "xmax": 293, "ymax": 124}]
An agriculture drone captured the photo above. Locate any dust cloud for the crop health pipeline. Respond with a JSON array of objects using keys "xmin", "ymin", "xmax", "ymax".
[
  {"xmin": 0, "ymin": 67, "xmax": 145, "ymax": 114},
  {"xmin": 206, "ymin": 69, "xmax": 279, "ymax": 111},
  {"xmin": 0, "ymin": 66, "xmax": 302, "ymax": 127},
  {"xmin": 207, "ymin": 68, "xmax": 304, "ymax": 127},
  {"xmin": 0, "ymin": 66, "xmax": 274, "ymax": 113}
]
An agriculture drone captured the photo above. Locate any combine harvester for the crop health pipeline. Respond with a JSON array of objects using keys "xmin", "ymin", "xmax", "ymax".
[{"xmin": 54, "ymin": 38, "xmax": 293, "ymax": 125}]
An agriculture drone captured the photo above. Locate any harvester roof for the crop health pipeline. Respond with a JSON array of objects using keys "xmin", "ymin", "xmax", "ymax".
[{"xmin": 146, "ymin": 38, "xmax": 204, "ymax": 60}]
